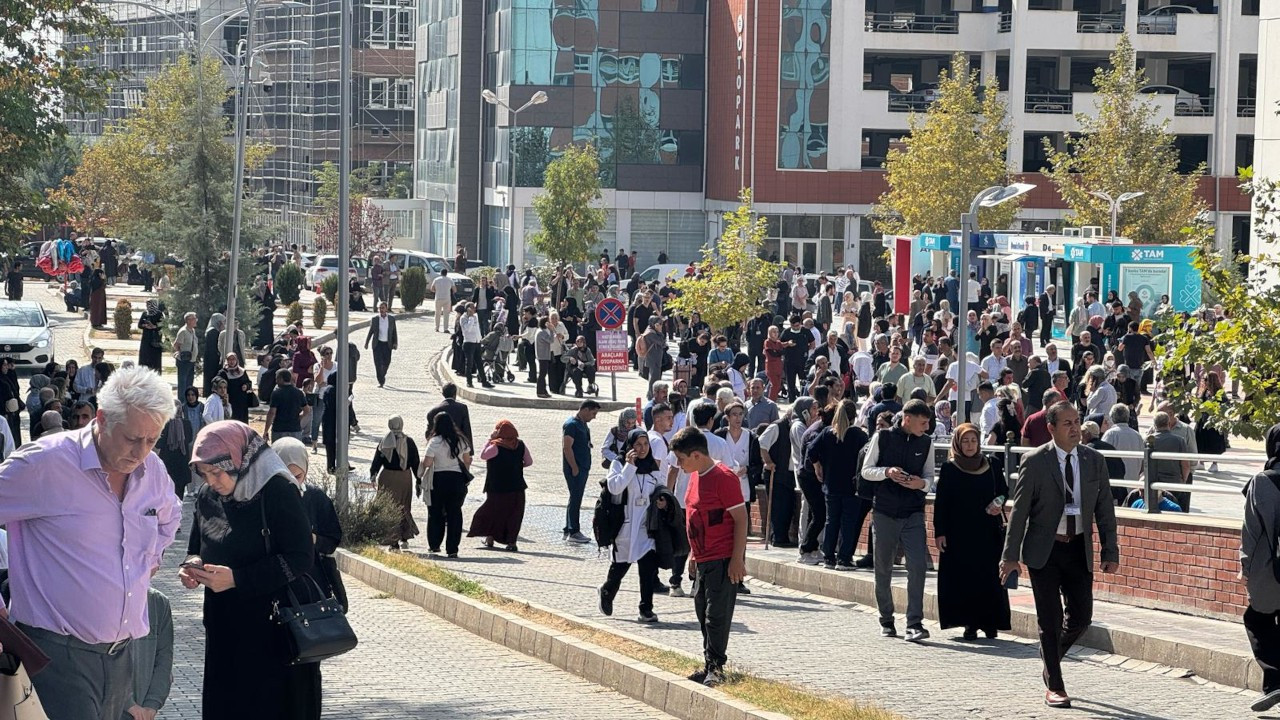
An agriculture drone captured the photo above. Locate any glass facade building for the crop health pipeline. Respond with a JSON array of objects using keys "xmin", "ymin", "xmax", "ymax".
[{"xmin": 777, "ymin": 0, "xmax": 831, "ymax": 170}]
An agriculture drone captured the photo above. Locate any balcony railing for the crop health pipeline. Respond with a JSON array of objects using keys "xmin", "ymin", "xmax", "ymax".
[
  {"xmin": 1136, "ymin": 14, "xmax": 1178, "ymax": 34},
  {"xmin": 998, "ymin": 11, "xmax": 1012, "ymax": 32},
  {"xmin": 1077, "ymin": 12, "xmax": 1124, "ymax": 33},
  {"xmin": 1238, "ymin": 97, "xmax": 1256, "ymax": 118},
  {"xmin": 1175, "ymin": 94, "xmax": 1213, "ymax": 117},
  {"xmin": 864, "ymin": 12, "xmax": 959, "ymax": 34},
  {"xmin": 887, "ymin": 92, "xmax": 932, "ymax": 113},
  {"xmin": 1024, "ymin": 93, "xmax": 1072, "ymax": 114}
]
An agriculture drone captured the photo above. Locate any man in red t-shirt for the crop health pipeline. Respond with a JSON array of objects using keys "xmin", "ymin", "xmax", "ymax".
[{"xmin": 671, "ymin": 426, "xmax": 747, "ymax": 688}]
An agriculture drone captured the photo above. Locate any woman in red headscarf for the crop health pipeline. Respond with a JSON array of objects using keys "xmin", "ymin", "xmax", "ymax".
[
  {"xmin": 291, "ymin": 335, "xmax": 317, "ymax": 387},
  {"xmin": 467, "ymin": 420, "xmax": 532, "ymax": 551}
]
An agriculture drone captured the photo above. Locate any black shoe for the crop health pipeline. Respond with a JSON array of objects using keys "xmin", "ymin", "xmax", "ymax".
[
  {"xmin": 835, "ymin": 561, "xmax": 855, "ymax": 572},
  {"xmin": 823, "ymin": 559, "xmax": 836, "ymax": 570},
  {"xmin": 771, "ymin": 541, "xmax": 798, "ymax": 549},
  {"xmin": 984, "ymin": 629, "xmax": 999, "ymax": 639},
  {"xmin": 447, "ymin": 552, "xmax": 458, "ymax": 558},
  {"xmin": 653, "ymin": 582, "xmax": 669, "ymax": 594},
  {"xmin": 481, "ymin": 383, "xmax": 494, "ymax": 389},
  {"xmin": 574, "ymin": 390, "xmax": 583, "ymax": 398},
  {"xmin": 880, "ymin": 624, "xmax": 897, "ymax": 638},
  {"xmin": 854, "ymin": 555, "xmax": 874, "ymax": 569},
  {"xmin": 1252, "ymin": 689, "xmax": 1280, "ymax": 713},
  {"xmin": 598, "ymin": 586, "xmax": 614, "ymax": 617},
  {"xmin": 466, "ymin": 379, "xmax": 473, "ymax": 387},
  {"xmin": 702, "ymin": 667, "xmax": 727, "ymax": 688},
  {"xmin": 736, "ymin": 581, "xmax": 751, "ymax": 595},
  {"xmin": 962, "ymin": 628, "xmax": 978, "ymax": 641},
  {"xmin": 686, "ymin": 668, "xmax": 708, "ymax": 683}
]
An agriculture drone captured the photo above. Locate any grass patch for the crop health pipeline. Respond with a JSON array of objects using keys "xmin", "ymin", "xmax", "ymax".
[{"xmin": 357, "ymin": 547, "xmax": 899, "ymax": 720}]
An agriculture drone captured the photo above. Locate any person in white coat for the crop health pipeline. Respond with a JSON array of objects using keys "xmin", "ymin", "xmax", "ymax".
[{"xmin": 598, "ymin": 428, "xmax": 664, "ymax": 623}]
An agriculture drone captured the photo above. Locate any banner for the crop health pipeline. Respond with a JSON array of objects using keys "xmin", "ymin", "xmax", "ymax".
[{"xmin": 596, "ymin": 330, "xmax": 629, "ymax": 373}]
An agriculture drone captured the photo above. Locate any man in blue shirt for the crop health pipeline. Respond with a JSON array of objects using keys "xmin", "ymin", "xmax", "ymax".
[{"xmin": 562, "ymin": 400, "xmax": 601, "ymax": 543}]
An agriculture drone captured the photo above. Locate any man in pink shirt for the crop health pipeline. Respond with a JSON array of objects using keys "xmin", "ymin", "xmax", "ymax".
[{"xmin": 0, "ymin": 366, "xmax": 181, "ymax": 719}]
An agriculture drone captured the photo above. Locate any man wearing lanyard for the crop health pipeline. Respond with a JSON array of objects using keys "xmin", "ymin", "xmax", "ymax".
[
  {"xmin": 0, "ymin": 367, "xmax": 181, "ymax": 719},
  {"xmin": 1001, "ymin": 402, "xmax": 1119, "ymax": 709}
]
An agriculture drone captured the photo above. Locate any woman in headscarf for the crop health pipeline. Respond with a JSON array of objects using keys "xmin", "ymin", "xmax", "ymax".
[
  {"xmin": 204, "ymin": 377, "xmax": 232, "ymax": 425},
  {"xmin": 931, "ymin": 422, "xmax": 1011, "ymax": 641},
  {"xmin": 88, "ymin": 268, "xmax": 107, "ymax": 328},
  {"xmin": 602, "ymin": 407, "xmax": 637, "ymax": 469},
  {"xmin": 370, "ymin": 415, "xmax": 420, "ymax": 551},
  {"xmin": 467, "ymin": 420, "xmax": 531, "ymax": 552},
  {"xmin": 275, "ymin": 437, "xmax": 348, "ymax": 612},
  {"xmin": 598, "ymin": 428, "xmax": 664, "ymax": 623},
  {"xmin": 25, "ymin": 373, "xmax": 49, "ymax": 437},
  {"xmin": 255, "ymin": 278, "xmax": 277, "ymax": 348},
  {"xmin": 204, "ymin": 313, "xmax": 226, "ymax": 396},
  {"xmin": 179, "ymin": 421, "xmax": 319, "ymax": 720},
  {"xmin": 216, "ymin": 352, "xmax": 254, "ymax": 423},
  {"xmin": 291, "ymin": 335, "xmax": 317, "ymax": 387},
  {"xmin": 137, "ymin": 299, "xmax": 165, "ymax": 371},
  {"xmin": 1243, "ymin": 424, "xmax": 1280, "ymax": 712},
  {"xmin": 856, "ymin": 291, "xmax": 873, "ymax": 351},
  {"xmin": 159, "ymin": 393, "xmax": 200, "ymax": 498}
]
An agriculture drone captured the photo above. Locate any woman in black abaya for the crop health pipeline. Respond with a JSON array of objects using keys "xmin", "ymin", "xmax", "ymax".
[{"xmin": 932, "ymin": 422, "xmax": 1011, "ymax": 640}]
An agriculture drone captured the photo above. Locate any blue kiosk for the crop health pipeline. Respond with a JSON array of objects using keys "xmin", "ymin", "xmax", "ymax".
[
  {"xmin": 911, "ymin": 231, "xmax": 997, "ymax": 281},
  {"xmin": 1061, "ymin": 242, "xmax": 1202, "ymax": 315}
]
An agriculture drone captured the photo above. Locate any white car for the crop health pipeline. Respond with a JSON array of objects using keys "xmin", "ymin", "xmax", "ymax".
[
  {"xmin": 1138, "ymin": 5, "xmax": 1198, "ymax": 34},
  {"xmin": 636, "ymin": 263, "xmax": 687, "ymax": 285},
  {"xmin": 306, "ymin": 255, "xmax": 368, "ymax": 288},
  {"xmin": 384, "ymin": 249, "xmax": 474, "ymax": 299},
  {"xmin": 1138, "ymin": 84, "xmax": 1206, "ymax": 114},
  {"xmin": 0, "ymin": 301, "xmax": 56, "ymax": 369}
]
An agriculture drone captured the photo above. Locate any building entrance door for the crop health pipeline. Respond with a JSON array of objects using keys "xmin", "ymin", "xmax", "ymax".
[{"xmin": 781, "ymin": 240, "xmax": 819, "ymax": 273}]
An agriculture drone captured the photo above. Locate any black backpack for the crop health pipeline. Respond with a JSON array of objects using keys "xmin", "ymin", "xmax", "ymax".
[{"xmin": 591, "ymin": 481, "xmax": 628, "ymax": 548}]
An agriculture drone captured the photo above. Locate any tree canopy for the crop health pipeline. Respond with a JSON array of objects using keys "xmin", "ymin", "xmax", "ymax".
[
  {"xmin": 529, "ymin": 144, "xmax": 606, "ymax": 265},
  {"xmin": 1043, "ymin": 34, "xmax": 1205, "ymax": 244},
  {"xmin": 873, "ymin": 53, "xmax": 1019, "ymax": 235}
]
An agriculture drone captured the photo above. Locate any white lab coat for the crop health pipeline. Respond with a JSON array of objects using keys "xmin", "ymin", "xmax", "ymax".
[{"xmin": 606, "ymin": 461, "xmax": 660, "ymax": 564}]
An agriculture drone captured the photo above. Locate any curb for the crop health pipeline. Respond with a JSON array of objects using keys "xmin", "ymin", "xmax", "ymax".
[
  {"xmin": 744, "ymin": 553, "xmax": 1259, "ymax": 691},
  {"xmin": 434, "ymin": 351, "xmax": 634, "ymax": 412},
  {"xmin": 337, "ymin": 550, "xmax": 792, "ymax": 720}
]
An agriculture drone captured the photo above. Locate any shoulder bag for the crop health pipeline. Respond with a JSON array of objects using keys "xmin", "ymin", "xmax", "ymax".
[{"xmin": 261, "ymin": 498, "xmax": 358, "ymax": 665}]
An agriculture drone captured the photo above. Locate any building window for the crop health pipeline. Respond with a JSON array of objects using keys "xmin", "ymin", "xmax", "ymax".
[
  {"xmin": 777, "ymin": 0, "xmax": 831, "ymax": 170},
  {"xmin": 368, "ymin": 78, "xmax": 388, "ymax": 108},
  {"xmin": 395, "ymin": 8, "xmax": 414, "ymax": 49},
  {"xmin": 631, "ymin": 210, "xmax": 704, "ymax": 264},
  {"xmin": 394, "ymin": 79, "xmax": 414, "ymax": 109},
  {"xmin": 369, "ymin": 7, "xmax": 388, "ymax": 48}
]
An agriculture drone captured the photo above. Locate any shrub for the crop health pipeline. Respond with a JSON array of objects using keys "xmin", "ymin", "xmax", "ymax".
[
  {"xmin": 317, "ymin": 474, "xmax": 403, "ymax": 547},
  {"xmin": 399, "ymin": 266, "xmax": 427, "ymax": 311},
  {"xmin": 320, "ymin": 273, "xmax": 340, "ymax": 304},
  {"xmin": 286, "ymin": 301, "xmax": 303, "ymax": 327},
  {"xmin": 113, "ymin": 299, "xmax": 133, "ymax": 339},
  {"xmin": 274, "ymin": 262, "xmax": 303, "ymax": 305},
  {"xmin": 312, "ymin": 295, "xmax": 327, "ymax": 329},
  {"xmin": 466, "ymin": 265, "xmax": 498, "ymax": 283}
]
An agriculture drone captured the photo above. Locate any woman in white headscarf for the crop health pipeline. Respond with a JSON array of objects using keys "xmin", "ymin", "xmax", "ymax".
[
  {"xmin": 370, "ymin": 415, "xmax": 420, "ymax": 551},
  {"xmin": 274, "ymin": 437, "xmax": 348, "ymax": 612}
]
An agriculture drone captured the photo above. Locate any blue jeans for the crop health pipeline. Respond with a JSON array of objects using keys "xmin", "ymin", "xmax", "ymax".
[
  {"xmin": 309, "ymin": 394, "xmax": 325, "ymax": 444},
  {"xmin": 176, "ymin": 359, "xmax": 196, "ymax": 396},
  {"xmin": 822, "ymin": 493, "xmax": 861, "ymax": 563},
  {"xmin": 563, "ymin": 465, "xmax": 589, "ymax": 534}
]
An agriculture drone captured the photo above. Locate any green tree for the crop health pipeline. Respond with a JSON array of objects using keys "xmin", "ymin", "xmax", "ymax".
[
  {"xmin": 666, "ymin": 189, "xmax": 781, "ymax": 332},
  {"xmin": 606, "ymin": 97, "xmax": 660, "ymax": 165},
  {"xmin": 513, "ymin": 127, "xmax": 551, "ymax": 187},
  {"xmin": 529, "ymin": 144, "xmax": 606, "ymax": 265},
  {"xmin": 1, "ymin": 0, "xmax": 115, "ymax": 250},
  {"xmin": 1043, "ymin": 34, "xmax": 1204, "ymax": 244},
  {"xmin": 873, "ymin": 53, "xmax": 1019, "ymax": 235}
]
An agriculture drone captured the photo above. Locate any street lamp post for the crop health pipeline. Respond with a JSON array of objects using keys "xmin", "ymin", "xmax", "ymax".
[
  {"xmin": 481, "ymin": 90, "xmax": 548, "ymax": 264},
  {"xmin": 1089, "ymin": 190, "xmax": 1146, "ymax": 244},
  {"xmin": 334, "ymin": 0, "xmax": 352, "ymax": 509},
  {"xmin": 956, "ymin": 182, "xmax": 1036, "ymax": 422}
]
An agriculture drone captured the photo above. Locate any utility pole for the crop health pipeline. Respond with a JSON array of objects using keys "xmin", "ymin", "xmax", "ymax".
[{"xmin": 334, "ymin": 0, "xmax": 352, "ymax": 509}]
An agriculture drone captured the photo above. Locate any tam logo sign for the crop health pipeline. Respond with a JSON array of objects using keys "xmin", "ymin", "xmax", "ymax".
[
  {"xmin": 1069, "ymin": 247, "xmax": 1086, "ymax": 260},
  {"xmin": 1131, "ymin": 248, "xmax": 1165, "ymax": 262}
]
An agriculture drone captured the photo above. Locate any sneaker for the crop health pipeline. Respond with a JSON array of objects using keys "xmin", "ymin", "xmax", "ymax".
[
  {"xmin": 654, "ymin": 582, "xmax": 670, "ymax": 594},
  {"xmin": 737, "ymin": 582, "xmax": 751, "ymax": 595},
  {"xmin": 835, "ymin": 561, "xmax": 856, "ymax": 572},
  {"xmin": 1252, "ymin": 689, "xmax": 1280, "ymax": 713},
  {"xmin": 668, "ymin": 583, "xmax": 687, "ymax": 598},
  {"xmin": 904, "ymin": 626, "xmax": 930, "ymax": 643},
  {"xmin": 702, "ymin": 667, "xmax": 727, "ymax": 688},
  {"xmin": 598, "ymin": 586, "xmax": 614, "ymax": 617},
  {"xmin": 798, "ymin": 551, "xmax": 823, "ymax": 566},
  {"xmin": 447, "ymin": 552, "xmax": 458, "ymax": 559},
  {"xmin": 566, "ymin": 531, "xmax": 592, "ymax": 544},
  {"xmin": 686, "ymin": 668, "xmax": 708, "ymax": 683},
  {"xmin": 637, "ymin": 611, "xmax": 658, "ymax": 623},
  {"xmin": 880, "ymin": 624, "xmax": 897, "ymax": 638}
]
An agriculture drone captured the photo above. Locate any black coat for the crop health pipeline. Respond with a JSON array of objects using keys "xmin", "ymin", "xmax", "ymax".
[{"xmin": 646, "ymin": 486, "xmax": 690, "ymax": 570}]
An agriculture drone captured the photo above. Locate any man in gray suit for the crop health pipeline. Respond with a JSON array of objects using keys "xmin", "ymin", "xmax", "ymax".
[{"xmin": 1000, "ymin": 401, "xmax": 1119, "ymax": 709}]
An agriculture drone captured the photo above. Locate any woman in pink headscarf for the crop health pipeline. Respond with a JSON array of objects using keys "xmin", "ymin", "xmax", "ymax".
[{"xmin": 179, "ymin": 420, "xmax": 322, "ymax": 720}]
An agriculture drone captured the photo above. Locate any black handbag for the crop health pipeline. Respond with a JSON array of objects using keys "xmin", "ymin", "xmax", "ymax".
[{"xmin": 260, "ymin": 499, "xmax": 357, "ymax": 665}]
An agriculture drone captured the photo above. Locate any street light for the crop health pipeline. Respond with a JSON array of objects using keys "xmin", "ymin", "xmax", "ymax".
[
  {"xmin": 955, "ymin": 182, "xmax": 1035, "ymax": 422},
  {"xmin": 1089, "ymin": 190, "xmax": 1145, "ymax": 244},
  {"xmin": 481, "ymin": 90, "xmax": 549, "ymax": 263}
]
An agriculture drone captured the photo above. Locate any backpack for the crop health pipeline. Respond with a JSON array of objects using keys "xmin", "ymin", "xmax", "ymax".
[
  {"xmin": 591, "ymin": 481, "xmax": 628, "ymax": 548},
  {"xmin": 856, "ymin": 432, "xmax": 882, "ymax": 501}
]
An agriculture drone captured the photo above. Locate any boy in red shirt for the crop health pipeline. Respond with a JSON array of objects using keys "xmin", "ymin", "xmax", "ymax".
[{"xmin": 671, "ymin": 426, "xmax": 747, "ymax": 688}]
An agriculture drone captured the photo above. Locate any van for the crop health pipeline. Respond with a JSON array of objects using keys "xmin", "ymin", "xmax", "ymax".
[
  {"xmin": 635, "ymin": 263, "xmax": 687, "ymax": 285},
  {"xmin": 386, "ymin": 248, "xmax": 475, "ymax": 299}
]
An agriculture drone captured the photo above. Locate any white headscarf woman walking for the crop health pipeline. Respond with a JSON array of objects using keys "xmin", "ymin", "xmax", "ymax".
[{"xmin": 370, "ymin": 415, "xmax": 420, "ymax": 551}]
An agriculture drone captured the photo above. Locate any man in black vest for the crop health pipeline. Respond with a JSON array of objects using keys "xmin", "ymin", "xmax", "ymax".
[
  {"xmin": 759, "ymin": 406, "xmax": 798, "ymax": 548},
  {"xmin": 861, "ymin": 399, "xmax": 935, "ymax": 642}
]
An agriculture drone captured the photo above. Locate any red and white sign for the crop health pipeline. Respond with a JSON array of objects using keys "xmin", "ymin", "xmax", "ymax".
[{"xmin": 596, "ymin": 330, "xmax": 629, "ymax": 373}]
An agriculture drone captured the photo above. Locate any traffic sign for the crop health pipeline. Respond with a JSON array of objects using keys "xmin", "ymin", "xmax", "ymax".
[
  {"xmin": 596, "ymin": 297, "xmax": 626, "ymax": 330},
  {"xmin": 596, "ymin": 330, "xmax": 629, "ymax": 373}
]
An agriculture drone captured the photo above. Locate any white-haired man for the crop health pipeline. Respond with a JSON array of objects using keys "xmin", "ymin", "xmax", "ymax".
[{"xmin": 0, "ymin": 366, "xmax": 181, "ymax": 719}]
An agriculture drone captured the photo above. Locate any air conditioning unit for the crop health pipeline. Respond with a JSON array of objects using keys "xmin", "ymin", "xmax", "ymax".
[{"xmin": 1081, "ymin": 226, "xmax": 1104, "ymax": 238}]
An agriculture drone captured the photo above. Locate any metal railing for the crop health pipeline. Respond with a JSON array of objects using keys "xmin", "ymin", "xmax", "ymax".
[
  {"xmin": 887, "ymin": 92, "xmax": 931, "ymax": 112},
  {"xmin": 1175, "ymin": 94, "xmax": 1213, "ymax": 116},
  {"xmin": 1024, "ymin": 93, "xmax": 1072, "ymax": 114},
  {"xmin": 998, "ymin": 10, "xmax": 1012, "ymax": 32},
  {"xmin": 1238, "ymin": 97, "xmax": 1256, "ymax": 118},
  {"xmin": 864, "ymin": 11, "xmax": 959, "ymax": 33},
  {"xmin": 1077, "ymin": 12, "xmax": 1124, "ymax": 33},
  {"xmin": 1137, "ymin": 15, "xmax": 1178, "ymax": 34}
]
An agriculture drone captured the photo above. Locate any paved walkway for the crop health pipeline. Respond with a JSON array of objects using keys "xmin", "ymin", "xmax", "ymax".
[{"xmin": 151, "ymin": 502, "xmax": 677, "ymax": 719}]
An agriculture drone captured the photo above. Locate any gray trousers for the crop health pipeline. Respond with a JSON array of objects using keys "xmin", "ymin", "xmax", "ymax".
[
  {"xmin": 21, "ymin": 624, "xmax": 132, "ymax": 720},
  {"xmin": 872, "ymin": 510, "xmax": 928, "ymax": 628}
]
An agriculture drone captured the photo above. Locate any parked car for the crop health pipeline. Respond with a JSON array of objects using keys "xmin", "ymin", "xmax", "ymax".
[
  {"xmin": 636, "ymin": 263, "xmax": 687, "ymax": 286},
  {"xmin": 1, "ymin": 242, "xmax": 50, "ymax": 279},
  {"xmin": 306, "ymin": 255, "xmax": 368, "ymax": 287},
  {"xmin": 0, "ymin": 301, "xmax": 56, "ymax": 369},
  {"xmin": 385, "ymin": 248, "xmax": 475, "ymax": 300},
  {"xmin": 1138, "ymin": 4, "xmax": 1198, "ymax": 33},
  {"xmin": 1138, "ymin": 84, "xmax": 1206, "ymax": 114}
]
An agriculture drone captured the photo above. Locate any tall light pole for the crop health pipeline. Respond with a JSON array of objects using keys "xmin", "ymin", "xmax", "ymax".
[
  {"xmin": 334, "ymin": 0, "xmax": 353, "ymax": 508},
  {"xmin": 481, "ymin": 89, "xmax": 548, "ymax": 264},
  {"xmin": 957, "ymin": 182, "xmax": 1035, "ymax": 422},
  {"xmin": 222, "ymin": 0, "xmax": 306, "ymax": 358},
  {"xmin": 1089, "ymin": 190, "xmax": 1145, "ymax": 244}
]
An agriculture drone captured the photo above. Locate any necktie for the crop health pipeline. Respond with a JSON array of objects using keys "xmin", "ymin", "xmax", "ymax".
[{"xmin": 1064, "ymin": 453, "xmax": 1077, "ymax": 536}]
